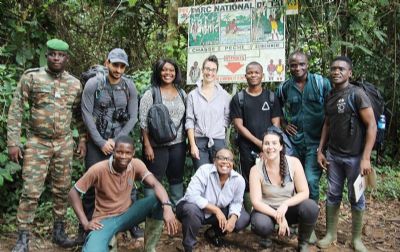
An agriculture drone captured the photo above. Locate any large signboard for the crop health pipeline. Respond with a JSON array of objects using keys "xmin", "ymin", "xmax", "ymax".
[{"xmin": 185, "ymin": 0, "xmax": 285, "ymax": 84}]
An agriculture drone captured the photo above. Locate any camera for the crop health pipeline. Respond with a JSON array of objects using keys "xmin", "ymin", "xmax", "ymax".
[
  {"xmin": 112, "ymin": 108, "xmax": 130, "ymax": 122},
  {"xmin": 96, "ymin": 103, "xmax": 110, "ymax": 138}
]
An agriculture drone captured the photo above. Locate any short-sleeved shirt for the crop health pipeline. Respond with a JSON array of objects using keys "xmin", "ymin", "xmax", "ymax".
[
  {"xmin": 325, "ymin": 84, "xmax": 372, "ymax": 156},
  {"xmin": 74, "ymin": 157, "xmax": 151, "ymax": 221},
  {"xmin": 139, "ymin": 88, "xmax": 186, "ymax": 146},
  {"xmin": 276, "ymin": 72, "xmax": 331, "ymax": 146},
  {"xmin": 230, "ymin": 89, "xmax": 282, "ymax": 145}
]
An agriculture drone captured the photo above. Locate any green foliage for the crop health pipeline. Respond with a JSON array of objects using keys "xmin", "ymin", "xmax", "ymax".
[
  {"xmin": 0, "ymin": 64, "xmax": 22, "ymax": 191},
  {"xmin": 370, "ymin": 155, "xmax": 400, "ymax": 200}
]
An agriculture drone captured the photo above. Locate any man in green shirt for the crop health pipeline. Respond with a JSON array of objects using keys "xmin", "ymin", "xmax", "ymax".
[{"xmin": 276, "ymin": 51, "xmax": 331, "ymax": 203}]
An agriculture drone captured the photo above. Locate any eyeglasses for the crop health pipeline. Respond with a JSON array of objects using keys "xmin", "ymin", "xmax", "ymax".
[
  {"xmin": 203, "ymin": 67, "xmax": 217, "ymax": 73},
  {"xmin": 215, "ymin": 156, "xmax": 234, "ymax": 162}
]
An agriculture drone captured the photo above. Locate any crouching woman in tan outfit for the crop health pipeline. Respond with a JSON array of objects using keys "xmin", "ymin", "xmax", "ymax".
[{"xmin": 249, "ymin": 126, "xmax": 319, "ymax": 251}]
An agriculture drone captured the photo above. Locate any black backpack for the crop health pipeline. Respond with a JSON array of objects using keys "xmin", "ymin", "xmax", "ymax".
[
  {"xmin": 347, "ymin": 80, "xmax": 386, "ymax": 147},
  {"xmin": 236, "ymin": 89, "xmax": 294, "ymax": 156},
  {"xmin": 147, "ymin": 86, "xmax": 185, "ymax": 144}
]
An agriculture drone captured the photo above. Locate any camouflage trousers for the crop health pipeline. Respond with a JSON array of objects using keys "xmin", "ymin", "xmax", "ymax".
[{"xmin": 17, "ymin": 134, "xmax": 74, "ymax": 230}]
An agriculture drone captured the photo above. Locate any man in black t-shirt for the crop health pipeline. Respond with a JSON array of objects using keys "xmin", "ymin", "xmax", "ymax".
[
  {"xmin": 317, "ymin": 56, "xmax": 376, "ymax": 252},
  {"xmin": 230, "ymin": 61, "xmax": 282, "ymax": 212}
]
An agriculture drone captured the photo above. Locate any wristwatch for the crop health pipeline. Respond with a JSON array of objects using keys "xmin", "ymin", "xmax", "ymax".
[{"xmin": 162, "ymin": 200, "xmax": 173, "ymax": 208}]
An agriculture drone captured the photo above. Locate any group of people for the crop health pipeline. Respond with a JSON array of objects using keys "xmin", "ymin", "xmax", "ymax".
[{"xmin": 7, "ymin": 38, "xmax": 375, "ymax": 252}]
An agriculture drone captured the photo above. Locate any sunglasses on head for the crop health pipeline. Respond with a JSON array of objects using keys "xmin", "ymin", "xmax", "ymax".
[{"xmin": 266, "ymin": 126, "xmax": 284, "ymax": 136}]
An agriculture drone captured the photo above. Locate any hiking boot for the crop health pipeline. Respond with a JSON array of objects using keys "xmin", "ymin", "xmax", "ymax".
[
  {"xmin": 12, "ymin": 230, "xmax": 29, "ymax": 252},
  {"xmin": 129, "ymin": 225, "xmax": 144, "ymax": 238},
  {"xmin": 52, "ymin": 220, "xmax": 75, "ymax": 248}
]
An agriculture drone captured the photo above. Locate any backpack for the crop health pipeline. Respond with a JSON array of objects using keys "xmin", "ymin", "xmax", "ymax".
[
  {"xmin": 277, "ymin": 73, "xmax": 325, "ymax": 105},
  {"xmin": 347, "ymin": 80, "xmax": 385, "ymax": 147},
  {"xmin": 236, "ymin": 89, "xmax": 294, "ymax": 156},
  {"xmin": 238, "ymin": 89, "xmax": 275, "ymax": 109},
  {"xmin": 147, "ymin": 86, "xmax": 185, "ymax": 144},
  {"xmin": 80, "ymin": 65, "xmax": 130, "ymax": 101}
]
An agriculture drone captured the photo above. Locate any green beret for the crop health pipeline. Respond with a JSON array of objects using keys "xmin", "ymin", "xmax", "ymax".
[{"xmin": 46, "ymin": 39, "xmax": 69, "ymax": 51}]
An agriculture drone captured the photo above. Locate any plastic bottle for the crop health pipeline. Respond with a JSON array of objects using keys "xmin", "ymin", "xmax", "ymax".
[
  {"xmin": 376, "ymin": 114, "xmax": 386, "ymax": 148},
  {"xmin": 378, "ymin": 114, "xmax": 386, "ymax": 130}
]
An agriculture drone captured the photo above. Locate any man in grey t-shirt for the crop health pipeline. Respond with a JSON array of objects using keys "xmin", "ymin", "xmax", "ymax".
[{"xmin": 79, "ymin": 48, "xmax": 140, "ymax": 243}]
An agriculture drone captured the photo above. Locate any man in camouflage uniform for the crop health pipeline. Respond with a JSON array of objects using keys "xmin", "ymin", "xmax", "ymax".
[{"xmin": 7, "ymin": 38, "xmax": 87, "ymax": 252}]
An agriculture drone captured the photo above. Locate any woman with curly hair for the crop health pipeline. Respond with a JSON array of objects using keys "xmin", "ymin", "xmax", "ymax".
[
  {"xmin": 139, "ymin": 58, "xmax": 186, "ymax": 202},
  {"xmin": 249, "ymin": 126, "xmax": 319, "ymax": 251}
]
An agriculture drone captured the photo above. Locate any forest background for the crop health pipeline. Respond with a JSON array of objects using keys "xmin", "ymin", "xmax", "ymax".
[{"xmin": 0, "ymin": 0, "xmax": 399, "ymax": 243}]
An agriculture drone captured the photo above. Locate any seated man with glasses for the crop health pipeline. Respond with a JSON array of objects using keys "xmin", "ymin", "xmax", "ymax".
[{"xmin": 176, "ymin": 148, "xmax": 250, "ymax": 252}]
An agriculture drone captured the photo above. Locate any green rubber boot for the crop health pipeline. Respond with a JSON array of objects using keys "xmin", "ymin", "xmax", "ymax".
[
  {"xmin": 144, "ymin": 188, "xmax": 155, "ymax": 198},
  {"xmin": 351, "ymin": 209, "xmax": 368, "ymax": 252},
  {"xmin": 317, "ymin": 204, "xmax": 340, "ymax": 249},
  {"xmin": 169, "ymin": 183, "xmax": 183, "ymax": 206},
  {"xmin": 298, "ymin": 222, "xmax": 315, "ymax": 252},
  {"xmin": 144, "ymin": 217, "xmax": 164, "ymax": 252},
  {"xmin": 243, "ymin": 192, "xmax": 252, "ymax": 213},
  {"xmin": 309, "ymin": 230, "xmax": 318, "ymax": 244}
]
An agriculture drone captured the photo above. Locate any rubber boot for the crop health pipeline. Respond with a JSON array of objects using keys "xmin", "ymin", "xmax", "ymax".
[
  {"xmin": 309, "ymin": 230, "xmax": 317, "ymax": 244},
  {"xmin": 243, "ymin": 192, "xmax": 252, "ymax": 213},
  {"xmin": 317, "ymin": 204, "xmax": 340, "ymax": 249},
  {"xmin": 12, "ymin": 230, "xmax": 29, "ymax": 252},
  {"xmin": 351, "ymin": 209, "xmax": 368, "ymax": 252},
  {"xmin": 297, "ymin": 222, "xmax": 315, "ymax": 252},
  {"xmin": 52, "ymin": 220, "xmax": 75, "ymax": 248},
  {"xmin": 169, "ymin": 183, "xmax": 183, "ymax": 206},
  {"xmin": 144, "ymin": 217, "xmax": 164, "ymax": 252},
  {"xmin": 144, "ymin": 188, "xmax": 155, "ymax": 198}
]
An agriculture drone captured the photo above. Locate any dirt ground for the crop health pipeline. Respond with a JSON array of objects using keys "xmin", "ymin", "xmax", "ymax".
[{"xmin": 1, "ymin": 199, "xmax": 399, "ymax": 252}]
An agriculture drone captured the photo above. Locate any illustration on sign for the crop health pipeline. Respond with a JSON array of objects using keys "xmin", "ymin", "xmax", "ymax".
[{"xmin": 186, "ymin": 0, "xmax": 286, "ymax": 84}]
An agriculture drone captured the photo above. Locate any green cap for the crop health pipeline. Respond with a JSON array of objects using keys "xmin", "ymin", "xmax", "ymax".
[{"xmin": 46, "ymin": 39, "xmax": 69, "ymax": 51}]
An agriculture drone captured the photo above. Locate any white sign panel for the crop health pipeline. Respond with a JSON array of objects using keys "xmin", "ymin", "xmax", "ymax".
[{"xmin": 186, "ymin": 0, "xmax": 285, "ymax": 84}]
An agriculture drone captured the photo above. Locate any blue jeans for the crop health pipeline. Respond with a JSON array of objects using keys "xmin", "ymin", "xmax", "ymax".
[
  {"xmin": 326, "ymin": 151, "xmax": 365, "ymax": 210},
  {"xmin": 83, "ymin": 194, "xmax": 162, "ymax": 252},
  {"xmin": 292, "ymin": 143, "xmax": 321, "ymax": 201}
]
